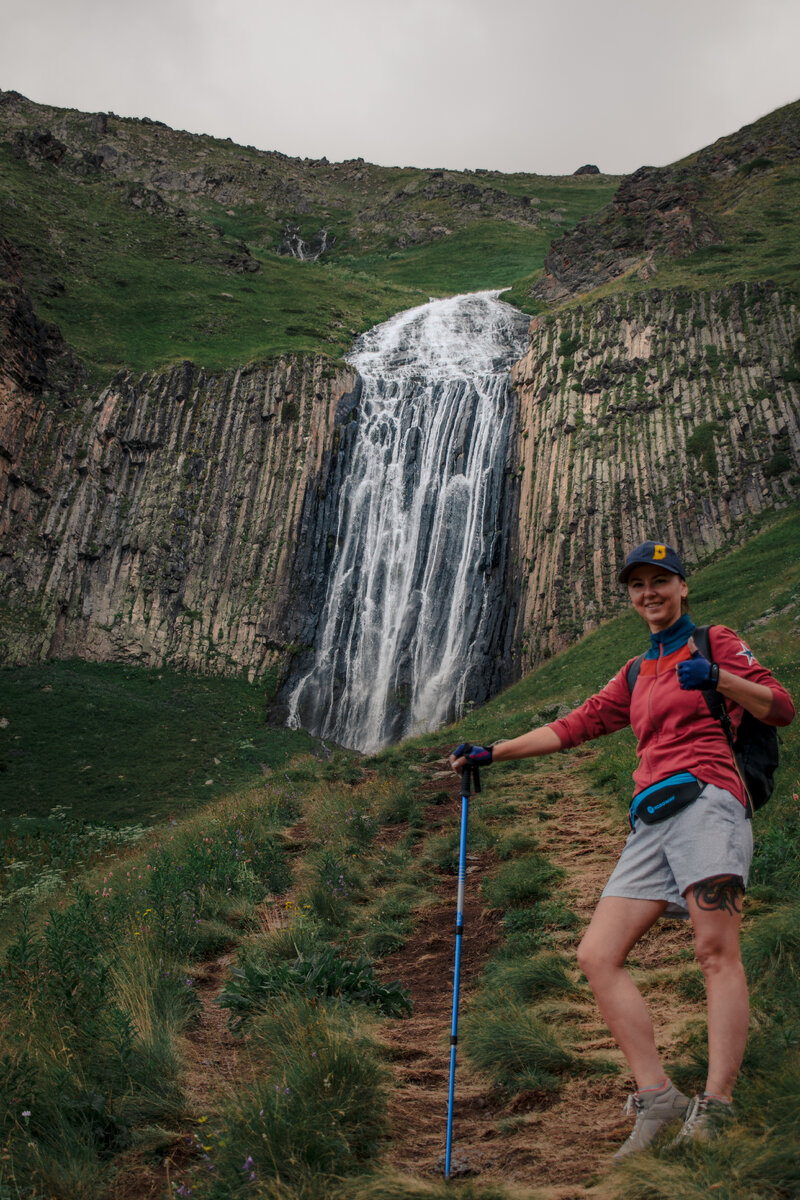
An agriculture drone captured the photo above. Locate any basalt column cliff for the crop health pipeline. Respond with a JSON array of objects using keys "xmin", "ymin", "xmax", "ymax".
[
  {"xmin": 511, "ymin": 282, "xmax": 800, "ymax": 670},
  {"xmin": 0, "ymin": 293, "xmax": 357, "ymax": 682}
]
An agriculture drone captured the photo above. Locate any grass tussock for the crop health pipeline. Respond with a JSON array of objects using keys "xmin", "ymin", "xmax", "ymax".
[
  {"xmin": 478, "ymin": 953, "xmax": 578, "ymax": 1005},
  {"xmin": 218, "ymin": 945, "xmax": 412, "ymax": 1031},
  {"xmin": 177, "ymin": 997, "xmax": 390, "ymax": 1197},
  {"xmin": 480, "ymin": 853, "xmax": 563, "ymax": 910},
  {"xmin": 339, "ymin": 1173, "xmax": 532, "ymax": 1200},
  {"xmin": 462, "ymin": 996, "xmax": 575, "ymax": 1094}
]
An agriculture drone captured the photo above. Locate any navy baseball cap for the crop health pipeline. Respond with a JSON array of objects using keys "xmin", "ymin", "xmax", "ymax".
[{"xmin": 619, "ymin": 541, "xmax": 685, "ymax": 583}]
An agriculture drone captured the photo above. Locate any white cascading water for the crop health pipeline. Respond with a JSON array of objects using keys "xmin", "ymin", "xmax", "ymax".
[{"xmin": 286, "ymin": 290, "xmax": 530, "ymax": 754}]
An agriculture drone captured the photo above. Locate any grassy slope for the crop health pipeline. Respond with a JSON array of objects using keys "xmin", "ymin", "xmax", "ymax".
[
  {"xmin": 505, "ymin": 99, "xmax": 800, "ymax": 310},
  {"xmin": 0, "ymin": 103, "xmax": 618, "ymax": 378},
  {"xmin": 0, "ymin": 659, "xmax": 313, "ymax": 825},
  {"xmin": 0, "ymin": 143, "xmax": 427, "ymax": 380},
  {"xmin": 1, "ymin": 507, "xmax": 797, "ymax": 1200},
  {"xmin": 335, "ymin": 177, "xmax": 618, "ymax": 292}
]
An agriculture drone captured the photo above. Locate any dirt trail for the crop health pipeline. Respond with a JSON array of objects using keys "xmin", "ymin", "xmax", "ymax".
[
  {"xmin": 377, "ymin": 752, "xmax": 703, "ymax": 1197},
  {"xmin": 109, "ymin": 756, "xmax": 705, "ymax": 1200}
]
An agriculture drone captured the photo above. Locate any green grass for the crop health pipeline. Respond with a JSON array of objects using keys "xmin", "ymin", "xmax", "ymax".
[
  {"xmin": 0, "ymin": 144, "xmax": 427, "ymax": 379},
  {"xmin": 338, "ymin": 176, "xmax": 619, "ymax": 297},
  {"xmin": 182, "ymin": 997, "xmax": 390, "ymax": 1197},
  {"xmin": 339, "ymin": 221, "xmax": 553, "ymax": 296},
  {"xmin": 0, "ymin": 132, "xmax": 618, "ymax": 379},
  {"xmin": 0, "ymin": 658, "xmax": 314, "ymax": 824},
  {"xmin": 544, "ymin": 163, "xmax": 800, "ymax": 312},
  {"xmin": 462, "ymin": 995, "xmax": 576, "ymax": 1094},
  {"xmin": 1, "ymin": 508, "xmax": 798, "ymax": 1197}
]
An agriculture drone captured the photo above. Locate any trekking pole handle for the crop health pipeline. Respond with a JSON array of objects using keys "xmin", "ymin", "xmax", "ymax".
[
  {"xmin": 459, "ymin": 743, "xmax": 482, "ymax": 798},
  {"xmin": 460, "ymin": 763, "xmax": 481, "ymax": 796}
]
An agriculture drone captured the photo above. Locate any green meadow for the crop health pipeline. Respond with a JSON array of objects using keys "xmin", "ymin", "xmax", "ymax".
[{"xmin": 0, "ymin": 138, "xmax": 618, "ymax": 381}]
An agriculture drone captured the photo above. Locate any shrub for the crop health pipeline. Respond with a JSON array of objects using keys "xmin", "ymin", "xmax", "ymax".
[
  {"xmin": 0, "ymin": 897, "xmax": 189, "ymax": 1197},
  {"xmin": 741, "ymin": 902, "xmax": 800, "ymax": 1018},
  {"xmin": 764, "ymin": 451, "xmax": 792, "ymax": 477},
  {"xmin": 183, "ymin": 998, "xmax": 389, "ymax": 1195},
  {"xmin": 686, "ymin": 420, "xmax": 722, "ymax": 476}
]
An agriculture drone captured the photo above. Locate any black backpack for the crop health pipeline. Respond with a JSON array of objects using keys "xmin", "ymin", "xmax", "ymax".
[{"xmin": 626, "ymin": 625, "xmax": 779, "ymax": 812}]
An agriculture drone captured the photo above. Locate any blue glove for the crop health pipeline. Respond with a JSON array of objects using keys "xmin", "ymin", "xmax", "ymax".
[
  {"xmin": 452, "ymin": 743, "xmax": 493, "ymax": 766},
  {"xmin": 677, "ymin": 651, "xmax": 720, "ymax": 691}
]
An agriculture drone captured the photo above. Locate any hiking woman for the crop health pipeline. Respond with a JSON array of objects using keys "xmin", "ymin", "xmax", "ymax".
[{"xmin": 450, "ymin": 540, "xmax": 794, "ymax": 1157}]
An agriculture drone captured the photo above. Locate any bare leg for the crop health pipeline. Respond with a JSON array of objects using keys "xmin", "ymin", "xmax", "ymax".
[
  {"xmin": 685, "ymin": 875, "xmax": 748, "ymax": 1098},
  {"xmin": 577, "ymin": 896, "xmax": 669, "ymax": 1088}
]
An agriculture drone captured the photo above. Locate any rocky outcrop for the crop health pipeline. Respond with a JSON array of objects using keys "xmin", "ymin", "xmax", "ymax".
[
  {"xmin": 510, "ymin": 282, "xmax": 800, "ymax": 668},
  {"xmin": 0, "ymin": 89, "xmax": 549, "ymax": 263},
  {"xmin": 534, "ymin": 98, "xmax": 800, "ymax": 303},
  {"xmin": 534, "ymin": 166, "xmax": 721, "ymax": 302},
  {"xmin": 0, "ymin": 350, "xmax": 356, "ymax": 682},
  {"xmin": 0, "ymin": 277, "xmax": 85, "ymax": 400}
]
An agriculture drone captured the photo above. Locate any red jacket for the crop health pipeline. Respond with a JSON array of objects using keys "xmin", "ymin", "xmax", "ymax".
[{"xmin": 549, "ymin": 622, "xmax": 795, "ymax": 806}]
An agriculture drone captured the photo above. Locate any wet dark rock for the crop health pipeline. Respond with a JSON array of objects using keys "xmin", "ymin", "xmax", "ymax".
[{"xmin": 278, "ymin": 224, "xmax": 334, "ymax": 260}]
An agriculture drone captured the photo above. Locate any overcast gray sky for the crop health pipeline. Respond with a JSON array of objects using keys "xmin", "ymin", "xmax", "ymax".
[{"xmin": 2, "ymin": 0, "xmax": 798, "ymax": 174}]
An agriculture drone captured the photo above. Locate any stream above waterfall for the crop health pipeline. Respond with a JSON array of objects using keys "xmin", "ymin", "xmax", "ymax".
[{"xmin": 286, "ymin": 291, "xmax": 530, "ymax": 754}]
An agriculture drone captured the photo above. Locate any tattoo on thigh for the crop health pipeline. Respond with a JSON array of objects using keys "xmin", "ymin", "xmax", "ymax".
[{"xmin": 692, "ymin": 875, "xmax": 744, "ymax": 915}]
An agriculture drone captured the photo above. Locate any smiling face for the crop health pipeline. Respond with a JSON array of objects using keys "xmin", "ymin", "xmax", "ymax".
[{"xmin": 626, "ymin": 563, "xmax": 688, "ymax": 632}]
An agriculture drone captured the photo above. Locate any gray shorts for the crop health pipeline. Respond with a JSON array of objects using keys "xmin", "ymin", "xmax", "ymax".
[{"xmin": 601, "ymin": 784, "xmax": 753, "ymax": 918}]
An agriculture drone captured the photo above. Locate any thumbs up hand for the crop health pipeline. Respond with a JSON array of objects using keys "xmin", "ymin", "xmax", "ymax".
[{"xmin": 677, "ymin": 637, "xmax": 720, "ymax": 690}]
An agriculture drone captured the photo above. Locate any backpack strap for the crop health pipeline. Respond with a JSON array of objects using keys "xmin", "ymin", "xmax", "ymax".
[
  {"xmin": 696, "ymin": 624, "xmax": 753, "ymax": 815},
  {"xmin": 626, "ymin": 651, "xmax": 646, "ymax": 693},
  {"xmin": 694, "ymin": 626, "xmax": 735, "ymax": 743}
]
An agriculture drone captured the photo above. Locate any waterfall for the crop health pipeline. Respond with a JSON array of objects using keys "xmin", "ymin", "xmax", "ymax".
[{"xmin": 286, "ymin": 291, "xmax": 530, "ymax": 754}]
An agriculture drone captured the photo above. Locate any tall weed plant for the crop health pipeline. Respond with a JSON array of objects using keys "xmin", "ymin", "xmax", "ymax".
[{"xmin": 0, "ymin": 786, "xmax": 297, "ymax": 1198}]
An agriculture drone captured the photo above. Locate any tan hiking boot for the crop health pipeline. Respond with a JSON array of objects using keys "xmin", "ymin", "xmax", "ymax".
[{"xmin": 613, "ymin": 1080, "xmax": 690, "ymax": 1161}]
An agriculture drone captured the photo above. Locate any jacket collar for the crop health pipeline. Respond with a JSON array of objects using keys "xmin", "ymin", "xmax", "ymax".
[{"xmin": 645, "ymin": 613, "xmax": 695, "ymax": 659}]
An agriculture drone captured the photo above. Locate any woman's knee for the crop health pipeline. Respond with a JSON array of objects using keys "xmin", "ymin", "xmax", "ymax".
[
  {"xmin": 694, "ymin": 937, "xmax": 744, "ymax": 978},
  {"xmin": 577, "ymin": 932, "xmax": 616, "ymax": 981}
]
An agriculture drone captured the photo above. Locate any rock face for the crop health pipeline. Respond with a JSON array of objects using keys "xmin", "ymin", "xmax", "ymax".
[
  {"xmin": 0, "ymin": 338, "xmax": 356, "ymax": 682},
  {"xmin": 510, "ymin": 282, "xmax": 800, "ymax": 668},
  {"xmin": 2, "ymin": 280, "xmax": 799, "ymax": 708},
  {"xmin": 535, "ymin": 166, "xmax": 721, "ymax": 302}
]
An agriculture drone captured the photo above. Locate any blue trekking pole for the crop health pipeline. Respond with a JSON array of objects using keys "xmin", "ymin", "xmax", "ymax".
[{"xmin": 445, "ymin": 747, "xmax": 481, "ymax": 1179}]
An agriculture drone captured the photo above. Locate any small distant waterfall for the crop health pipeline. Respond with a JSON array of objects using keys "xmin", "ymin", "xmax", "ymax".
[{"xmin": 286, "ymin": 291, "xmax": 529, "ymax": 754}]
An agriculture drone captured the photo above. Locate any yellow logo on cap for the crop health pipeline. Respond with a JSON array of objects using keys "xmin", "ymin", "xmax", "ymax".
[{"xmin": 653, "ymin": 544, "xmax": 667, "ymax": 559}]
